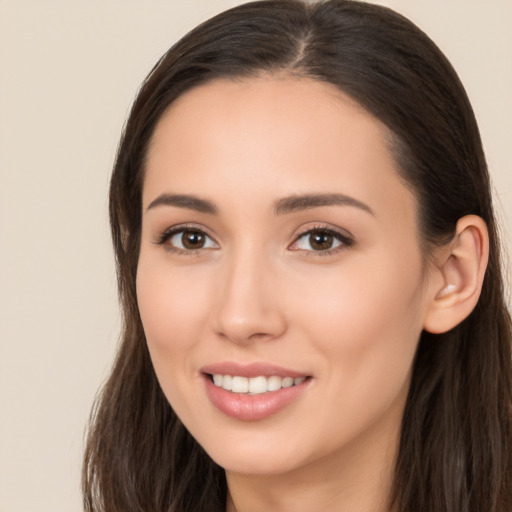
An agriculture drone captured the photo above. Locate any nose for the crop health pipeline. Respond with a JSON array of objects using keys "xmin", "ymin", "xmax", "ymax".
[{"xmin": 212, "ymin": 249, "xmax": 287, "ymax": 344}]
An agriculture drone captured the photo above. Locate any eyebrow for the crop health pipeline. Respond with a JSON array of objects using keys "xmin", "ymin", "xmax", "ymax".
[
  {"xmin": 146, "ymin": 193, "xmax": 218, "ymax": 214},
  {"xmin": 146, "ymin": 192, "xmax": 374, "ymax": 216},
  {"xmin": 274, "ymin": 193, "xmax": 374, "ymax": 216}
]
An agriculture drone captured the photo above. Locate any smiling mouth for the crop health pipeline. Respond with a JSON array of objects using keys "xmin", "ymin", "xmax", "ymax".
[{"xmin": 208, "ymin": 374, "xmax": 309, "ymax": 395}]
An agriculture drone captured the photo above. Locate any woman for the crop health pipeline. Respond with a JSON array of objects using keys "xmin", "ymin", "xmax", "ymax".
[{"xmin": 82, "ymin": 1, "xmax": 512, "ymax": 511}]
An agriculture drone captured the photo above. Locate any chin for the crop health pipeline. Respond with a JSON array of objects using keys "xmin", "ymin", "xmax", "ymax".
[
  {"xmin": 211, "ymin": 450, "xmax": 300, "ymax": 476},
  {"xmin": 191, "ymin": 428, "xmax": 317, "ymax": 477}
]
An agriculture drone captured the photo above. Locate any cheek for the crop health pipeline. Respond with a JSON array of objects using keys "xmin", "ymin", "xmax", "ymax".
[
  {"xmin": 137, "ymin": 252, "xmax": 212, "ymax": 333},
  {"xmin": 285, "ymin": 263, "xmax": 424, "ymax": 453},
  {"xmin": 136, "ymin": 257, "xmax": 214, "ymax": 385},
  {"xmin": 136, "ymin": 258, "xmax": 220, "ymax": 429},
  {"xmin": 291, "ymin": 250, "xmax": 425, "ymax": 401},
  {"xmin": 297, "ymin": 248, "xmax": 423, "ymax": 332}
]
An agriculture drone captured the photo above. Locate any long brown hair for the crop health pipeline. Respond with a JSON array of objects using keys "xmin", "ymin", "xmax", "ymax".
[{"xmin": 83, "ymin": 1, "xmax": 512, "ymax": 511}]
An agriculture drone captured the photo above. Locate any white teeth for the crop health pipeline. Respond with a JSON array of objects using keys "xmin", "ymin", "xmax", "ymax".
[
  {"xmin": 282, "ymin": 377, "xmax": 294, "ymax": 388},
  {"xmin": 222, "ymin": 375, "xmax": 233, "ymax": 391},
  {"xmin": 248, "ymin": 376, "xmax": 267, "ymax": 394},
  {"xmin": 231, "ymin": 376, "xmax": 249, "ymax": 393},
  {"xmin": 212, "ymin": 374, "xmax": 307, "ymax": 394},
  {"xmin": 267, "ymin": 375, "xmax": 282, "ymax": 392}
]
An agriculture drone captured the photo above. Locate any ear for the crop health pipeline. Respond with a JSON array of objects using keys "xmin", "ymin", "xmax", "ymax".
[{"xmin": 423, "ymin": 215, "xmax": 489, "ymax": 334}]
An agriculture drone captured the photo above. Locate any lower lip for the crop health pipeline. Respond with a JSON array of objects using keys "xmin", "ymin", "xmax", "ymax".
[{"xmin": 203, "ymin": 375, "xmax": 310, "ymax": 421}]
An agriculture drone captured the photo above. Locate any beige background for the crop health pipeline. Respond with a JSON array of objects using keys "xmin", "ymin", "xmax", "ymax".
[{"xmin": 0, "ymin": 1, "xmax": 510, "ymax": 511}]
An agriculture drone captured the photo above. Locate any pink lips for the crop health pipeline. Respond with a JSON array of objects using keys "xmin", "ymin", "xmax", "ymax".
[
  {"xmin": 201, "ymin": 362, "xmax": 311, "ymax": 421},
  {"xmin": 201, "ymin": 361, "xmax": 309, "ymax": 379}
]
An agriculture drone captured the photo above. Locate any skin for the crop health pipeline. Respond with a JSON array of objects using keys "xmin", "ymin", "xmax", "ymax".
[{"xmin": 137, "ymin": 76, "xmax": 444, "ymax": 512}]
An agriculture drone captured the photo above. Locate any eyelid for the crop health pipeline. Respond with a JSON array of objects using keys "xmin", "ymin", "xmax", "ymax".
[
  {"xmin": 152, "ymin": 222, "xmax": 353, "ymax": 256},
  {"xmin": 288, "ymin": 224, "xmax": 354, "ymax": 254},
  {"xmin": 153, "ymin": 223, "xmax": 219, "ymax": 252}
]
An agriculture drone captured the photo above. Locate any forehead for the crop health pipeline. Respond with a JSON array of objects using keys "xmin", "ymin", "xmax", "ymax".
[
  {"xmin": 143, "ymin": 76, "xmax": 416, "ymax": 225},
  {"xmin": 147, "ymin": 76, "xmax": 387, "ymax": 171}
]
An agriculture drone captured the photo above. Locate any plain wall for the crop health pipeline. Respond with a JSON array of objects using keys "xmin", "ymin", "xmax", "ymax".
[{"xmin": 0, "ymin": 1, "xmax": 510, "ymax": 511}]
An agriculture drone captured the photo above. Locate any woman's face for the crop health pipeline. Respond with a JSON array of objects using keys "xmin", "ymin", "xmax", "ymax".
[{"xmin": 137, "ymin": 77, "xmax": 435, "ymax": 477}]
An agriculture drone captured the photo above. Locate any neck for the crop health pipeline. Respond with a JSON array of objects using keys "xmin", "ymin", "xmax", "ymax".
[{"xmin": 225, "ymin": 422, "xmax": 399, "ymax": 512}]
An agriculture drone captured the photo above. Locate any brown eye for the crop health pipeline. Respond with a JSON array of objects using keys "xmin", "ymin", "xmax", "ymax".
[
  {"xmin": 181, "ymin": 230, "xmax": 205, "ymax": 249},
  {"xmin": 290, "ymin": 227, "xmax": 352, "ymax": 253},
  {"xmin": 309, "ymin": 232, "xmax": 334, "ymax": 251},
  {"xmin": 163, "ymin": 228, "xmax": 218, "ymax": 252}
]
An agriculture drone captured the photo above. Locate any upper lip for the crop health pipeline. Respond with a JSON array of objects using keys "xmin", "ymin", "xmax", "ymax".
[{"xmin": 201, "ymin": 361, "xmax": 310, "ymax": 379}]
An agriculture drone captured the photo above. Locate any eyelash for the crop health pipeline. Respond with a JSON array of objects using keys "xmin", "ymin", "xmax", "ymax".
[
  {"xmin": 154, "ymin": 224, "xmax": 218, "ymax": 255},
  {"xmin": 291, "ymin": 225, "xmax": 354, "ymax": 256},
  {"xmin": 153, "ymin": 224, "xmax": 354, "ymax": 256}
]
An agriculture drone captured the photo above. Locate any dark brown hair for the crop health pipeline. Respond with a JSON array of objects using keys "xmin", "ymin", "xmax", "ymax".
[{"xmin": 83, "ymin": 1, "xmax": 512, "ymax": 511}]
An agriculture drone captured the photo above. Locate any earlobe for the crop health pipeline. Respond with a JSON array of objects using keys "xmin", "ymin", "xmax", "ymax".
[{"xmin": 423, "ymin": 215, "xmax": 489, "ymax": 334}]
